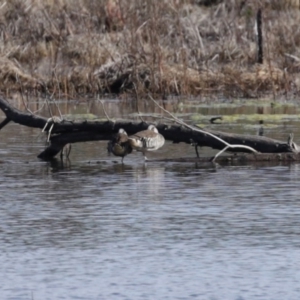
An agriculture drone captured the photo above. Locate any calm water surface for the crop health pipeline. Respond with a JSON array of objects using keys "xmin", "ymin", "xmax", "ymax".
[{"xmin": 1, "ymin": 100, "xmax": 300, "ymax": 300}]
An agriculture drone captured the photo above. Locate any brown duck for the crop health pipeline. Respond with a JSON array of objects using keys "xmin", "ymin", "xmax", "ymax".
[{"xmin": 107, "ymin": 128, "xmax": 132, "ymax": 163}]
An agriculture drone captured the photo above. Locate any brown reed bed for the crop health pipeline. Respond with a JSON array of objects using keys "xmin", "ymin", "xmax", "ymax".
[{"xmin": 0, "ymin": 0, "xmax": 300, "ymax": 99}]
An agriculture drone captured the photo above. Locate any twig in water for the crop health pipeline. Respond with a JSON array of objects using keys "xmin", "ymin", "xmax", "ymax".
[
  {"xmin": 190, "ymin": 139, "xmax": 200, "ymax": 158},
  {"xmin": 211, "ymin": 144, "xmax": 257, "ymax": 163},
  {"xmin": 98, "ymin": 95, "xmax": 112, "ymax": 122},
  {"xmin": 287, "ymin": 133, "xmax": 299, "ymax": 153},
  {"xmin": 133, "ymin": 83, "xmax": 145, "ymax": 123},
  {"xmin": 52, "ymin": 69, "xmax": 64, "ymax": 119},
  {"xmin": 42, "ymin": 116, "xmax": 62, "ymax": 143}
]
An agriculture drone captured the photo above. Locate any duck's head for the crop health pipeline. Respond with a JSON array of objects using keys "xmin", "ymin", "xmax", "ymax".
[
  {"xmin": 147, "ymin": 124, "xmax": 158, "ymax": 133},
  {"xmin": 118, "ymin": 128, "xmax": 127, "ymax": 135}
]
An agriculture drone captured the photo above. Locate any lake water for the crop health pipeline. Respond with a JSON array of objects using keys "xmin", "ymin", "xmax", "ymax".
[{"xmin": 1, "ymin": 98, "xmax": 300, "ymax": 299}]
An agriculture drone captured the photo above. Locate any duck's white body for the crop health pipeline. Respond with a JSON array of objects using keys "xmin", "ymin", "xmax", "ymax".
[{"xmin": 129, "ymin": 125, "xmax": 165, "ymax": 160}]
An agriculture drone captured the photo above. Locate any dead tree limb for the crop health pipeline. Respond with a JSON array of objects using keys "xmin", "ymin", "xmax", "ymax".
[{"xmin": 0, "ymin": 96, "xmax": 296, "ymax": 161}]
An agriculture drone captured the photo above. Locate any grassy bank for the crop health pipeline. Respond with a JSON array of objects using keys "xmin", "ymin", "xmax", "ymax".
[{"xmin": 0, "ymin": 0, "xmax": 300, "ymax": 99}]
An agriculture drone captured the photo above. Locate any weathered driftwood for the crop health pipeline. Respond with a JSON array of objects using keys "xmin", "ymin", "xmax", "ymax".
[{"xmin": 0, "ymin": 96, "xmax": 297, "ymax": 161}]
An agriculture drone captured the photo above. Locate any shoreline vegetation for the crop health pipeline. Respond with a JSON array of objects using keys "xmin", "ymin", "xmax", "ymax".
[{"xmin": 0, "ymin": 0, "xmax": 300, "ymax": 100}]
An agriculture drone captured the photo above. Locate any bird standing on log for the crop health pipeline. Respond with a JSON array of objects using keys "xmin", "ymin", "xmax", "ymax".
[
  {"xmin": 128, "ymin": 125, "xmax": 165, "ymax": 161},
  {"xmin": 107, "ymin": 128, "xmax": 132, "ymax": 163}
]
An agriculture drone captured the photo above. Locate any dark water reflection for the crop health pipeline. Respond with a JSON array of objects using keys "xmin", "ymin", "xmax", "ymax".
[{"xmin": 1, "ymin": 105, "xmax": 300, "ymax": 299}]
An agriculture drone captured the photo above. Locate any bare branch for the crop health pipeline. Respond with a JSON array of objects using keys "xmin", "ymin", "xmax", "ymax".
[
  {"xmin": 148, "ymin": 94, "xmax": 258, "ymax": 156},
  {"xmin": 133, "ymin": 83, "xmax": 145, "ymax": 123},
  {"xmin": 98, "ymin": 95, "xmax": 112, "ymax": 122}
]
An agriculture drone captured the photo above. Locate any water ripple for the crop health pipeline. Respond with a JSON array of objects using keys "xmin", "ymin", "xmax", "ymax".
[{"xmin": 0, "ymin": 123, "xmax": 300, "ymax": 299}]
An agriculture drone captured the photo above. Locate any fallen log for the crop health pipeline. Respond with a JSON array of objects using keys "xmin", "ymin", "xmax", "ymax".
[{"xmin": 0, "ymin": 96, "xmax": 298, "ymax": 161}]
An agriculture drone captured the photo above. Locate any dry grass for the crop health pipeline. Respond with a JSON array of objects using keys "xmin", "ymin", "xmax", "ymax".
[{"xmin": 0, "ymin": 0, "xmax": 299, "ymax": 99}]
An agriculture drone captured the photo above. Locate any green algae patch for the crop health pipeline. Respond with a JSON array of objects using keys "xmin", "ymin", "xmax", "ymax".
[
  {"xmin": 183, "ymin": 99, "xmax": 299, "ymax": 109},
  {"xmin": 62, "ymin": 113, "xmax": 102, "ymax": 121},
  {"xmin": 191, "ymin": 114, "xmax": 300, "ymax": 124}
]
